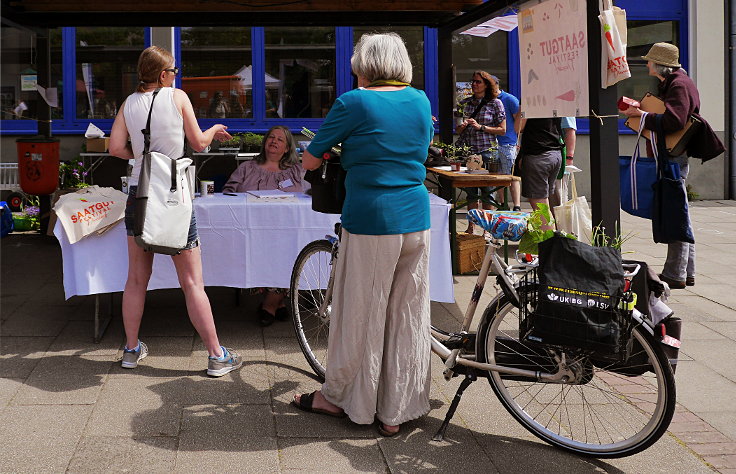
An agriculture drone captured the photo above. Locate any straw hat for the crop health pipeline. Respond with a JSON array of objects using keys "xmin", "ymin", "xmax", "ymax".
[{"xmin": 641, "ymin": 42, "xmax": 681, "ymax": 68}]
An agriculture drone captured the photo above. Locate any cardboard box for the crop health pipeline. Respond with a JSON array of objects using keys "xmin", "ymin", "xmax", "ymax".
[
  {"xmin": 456, "ymin": 233, "xmax": 487, "ymax": 274},
  {"xmin": 86, "ymin": 138, "xmax": 110, "ymax": 153}
]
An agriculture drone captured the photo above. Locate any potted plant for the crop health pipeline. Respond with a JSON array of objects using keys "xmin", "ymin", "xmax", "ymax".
[
  {"xmin": 240, "ymin": 132, "xmax": 263, "ymax": 153},
  {"xmin": 433, "ymin": 141, "xmax": 472, "ymax": 171},
  {"xmin": 12, "ymin": 195, "xmax": 40, "ymax": 231},
  {"xmin": 59, "ymin": 159, "xmax": 90, "ymax": 190},
  {"xmin": 219, "ymin": 135, "xmax": 242, "ymax": 153}
]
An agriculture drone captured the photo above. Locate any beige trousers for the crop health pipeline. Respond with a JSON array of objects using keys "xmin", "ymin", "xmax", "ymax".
[{"xmin": 322, "ymin": 228, "xmax": 432, "ymax": 426}]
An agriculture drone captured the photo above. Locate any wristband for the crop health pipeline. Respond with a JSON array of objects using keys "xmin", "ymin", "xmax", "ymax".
[{"xmin": 566, "ymin": 156, "xmax": 574, "ymax": 160}]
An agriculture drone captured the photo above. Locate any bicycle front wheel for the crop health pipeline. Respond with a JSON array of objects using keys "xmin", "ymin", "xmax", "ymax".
[
  {"xmin": 476, "ymin": 292, "xmax": 676, "ymax": 458},
  {"xmin": 290, "ymin": 239, "xmax": 333, "ymax": 381}
]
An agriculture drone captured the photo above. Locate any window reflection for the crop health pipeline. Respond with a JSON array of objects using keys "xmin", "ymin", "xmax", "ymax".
[
  {"xmin": 452, "ymin": 31, "xmax": 509, "ymax": 92},
  {"xmin": 180, "ymin": 27, "xmax": 252, "ymax": 119},
  {"xmin": 352, "ymin": 27, "xmax": 425, "ymax": 91},
  {"xmin": 1, "ymin": 27, "xmax": 63, "ymax": 121},
  {"xmin": 620, "ymin": 20, "xmax": 679, "ymax": 102},
  {"xmin": 264, "ymin": 27, "xmax": 336, "ymax": 119},
  {"xmin": 75, "ymin": 27, "xmax": 144, "ymax": 119}
]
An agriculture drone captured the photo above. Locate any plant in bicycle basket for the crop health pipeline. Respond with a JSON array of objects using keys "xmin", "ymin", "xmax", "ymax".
[
  {"xmin": 59, "ymin": 159, "xmax": 90, "ymax": 189},
  {"xmin": 518, "ymin": 203, "xmax": 576, "ymax": 254}
]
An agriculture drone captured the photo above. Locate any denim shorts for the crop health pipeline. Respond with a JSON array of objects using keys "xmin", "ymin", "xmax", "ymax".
[
  {"xmin": 497, "ymin": 144, "xmax": 518, "ymax": 175},
  {"xmin": 124, "ymin": 185, "xmax": 199, "ymax": 250}
]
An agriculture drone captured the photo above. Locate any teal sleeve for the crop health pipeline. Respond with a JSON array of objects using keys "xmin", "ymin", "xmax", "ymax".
[{"xmin": 306, "ymin": 98, "xmax": 354, "ymax": 157}]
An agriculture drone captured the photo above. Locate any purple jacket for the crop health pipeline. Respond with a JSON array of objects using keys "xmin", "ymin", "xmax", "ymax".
[{"xmin": 643, "ymin": 69, "xmax": 700, "ymax": 134}]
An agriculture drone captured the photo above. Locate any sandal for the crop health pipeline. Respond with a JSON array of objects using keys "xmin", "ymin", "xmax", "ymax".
[
  {"xmin": 377, "ymin": 423, "xmax": 400, "ymax": 437},
  {"xmin": 257, "ymin": 305, "xmax": 275, "ymax": 327},
  {"xmin": 291, "ymin": 391, "xmax": 346, "ymax": 418},
  {"xmin": 275, "ymin": 306, "xmax": 290, "ymax": 322}
]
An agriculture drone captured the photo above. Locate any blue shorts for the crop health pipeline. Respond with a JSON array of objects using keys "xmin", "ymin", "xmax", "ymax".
[
  {"xmin": 124, "ymin": 185, "xmax": 199, "ymax": 250},
  {"xmin": 497, "ymin": 144, "xmax": 518, "ymax": 175}
]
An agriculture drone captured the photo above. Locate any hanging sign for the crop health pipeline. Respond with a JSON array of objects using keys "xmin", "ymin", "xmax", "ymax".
[
  {"xmin": 518, "ymin": 0, "xmax": 589, "ymax": 118},
  {"xmin": 20, "ymin": 74, "xmax": 37, "ymax": 91}
]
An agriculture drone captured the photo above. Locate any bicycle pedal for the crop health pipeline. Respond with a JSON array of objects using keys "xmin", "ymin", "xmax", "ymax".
[{"xmin": 444, "ymin": 333, "xmax": 476, "ymax": 351}]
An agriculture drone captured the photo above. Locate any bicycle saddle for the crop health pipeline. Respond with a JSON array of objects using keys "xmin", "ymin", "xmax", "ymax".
[{"xmin": 467, "ymin": 209, "xmax": 529, "ymax": 242}]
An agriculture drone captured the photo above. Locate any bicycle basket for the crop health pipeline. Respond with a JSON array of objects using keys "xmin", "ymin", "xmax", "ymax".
[{"xmin": 518, "ymin": 235, "xmax": 636, "ymax": 363}]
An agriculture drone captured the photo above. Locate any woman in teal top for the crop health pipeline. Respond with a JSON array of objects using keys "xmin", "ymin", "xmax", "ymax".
[{"xmin": 293, "ymin": 33, "xmax": 434, "ymax": 438}]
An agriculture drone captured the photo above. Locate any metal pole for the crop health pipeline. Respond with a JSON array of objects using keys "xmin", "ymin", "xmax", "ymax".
[
  {"xmin": 587, "ymin": 0, "xmax": 620, "ymax": 236},
  {"xmin": 437, "ymin": 26, "xmax": 453, "ymax": 145},
  {"xmin": 728, "ymin": 0, "xmax": 735, "ymax": 199},
  {"xmin": 36, "ymin": 29, "xmax": 51, "ymax": 138}
]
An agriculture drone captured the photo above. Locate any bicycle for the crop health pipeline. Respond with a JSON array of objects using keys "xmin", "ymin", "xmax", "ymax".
[{"xmin": 289, "ymin": 213, "xmax": 677, "ymax": 458}]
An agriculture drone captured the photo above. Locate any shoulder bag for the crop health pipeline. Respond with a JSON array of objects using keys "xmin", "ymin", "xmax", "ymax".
[{"xmin": 133, "ymin": 89, "xmax": 194, "ymax": 254}]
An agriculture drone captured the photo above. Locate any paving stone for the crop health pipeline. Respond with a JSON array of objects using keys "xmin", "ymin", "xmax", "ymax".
[
  {"xmin": 278, "ymin": 438, "xmax": 385, "ymax": 473},
  {"xmin": 0, "ymin": 377, "xmax": 22, "ymax": 406},
  {"xmin": 0, "ymin": 336, "xmax": 54, "ymax": 378},
  {"xmin": 68, "ymin": 436, "xmax": 177, "ymax": 472},
  {"xmin": 0, "ymin": 405, "xmax": 91, "ymax": 473},
  {"xmin": 14, "ymin": 354, "xmax": 112, "ymax": 405}
]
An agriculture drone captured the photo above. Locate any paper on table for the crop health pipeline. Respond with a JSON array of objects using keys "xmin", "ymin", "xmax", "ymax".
[
  {"xmin": 85, "ymin": 123, "xmax": 105, "ymax": 138},
  {"xmin": 246, "ymin": 189, "xmax": 298, "ymax": 202}
]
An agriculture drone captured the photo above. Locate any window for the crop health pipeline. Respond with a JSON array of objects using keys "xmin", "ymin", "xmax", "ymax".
[
  {"xmin": 180, "ymin": 27, "xmax": 252, "ymax": 119},
  {"xmin": 352, "ymin": 27, "xmax": 425, "ymax": 91},
  {"xmin": 264, "ymin": 27, "xmax": 336, "ymax": 119},
  {"xmin": 619, "ymin": 20, "xmax": 680, "ymax": 103},
  {"xmin": 75, "ymin": 27, "xmax": 145, "ymax": 120},
  {"xmin": 0, "ymin": 27, "xmax": 63, "ymax": 123},
  {"xmin": 451, "ymin": 32, "xmax": 509, "ymax": 94}
]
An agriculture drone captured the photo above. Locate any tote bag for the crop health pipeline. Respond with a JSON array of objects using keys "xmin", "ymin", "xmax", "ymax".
[
  {"xmin": 53, "ymin": 186, "xmax": 127, "ymax": 244},
  {"xmin": 620, "ymin": 112, "xmax": 656, "ymax": 219},
  {"xmin": 553, "ymin": 173, "xmax": 592, "ymax": 239},
  {"xmin": 599, "ymin": 0, "xmax": 631, "ymax": 88},
  {"xmin": 133, "ymin": 89, "xmax": 194, "ymax": 255}
]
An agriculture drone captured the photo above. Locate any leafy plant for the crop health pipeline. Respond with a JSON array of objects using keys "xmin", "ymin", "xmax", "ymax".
[
  {"xmin": 518, "ymin": 203, "xmax": 576, "ymax": 254},
  {"xmin": 59, "ymin": 159, "xmax": 90, "ymax": 189},
  {"xmin": 686, "ymin": 184, "xmax": 699, "ymax": 201},
  {"xmin": 239, "ymin": 132, "xmax": 263, "ymax": 151},
  {"xmin": 219, "ymin": 134, "xmax": 242, "ymax": 148},
  {"xmin": 432, "ymin": 141, "xmax": 472, "ymax": 162},
  {"xmin": 589, "ymin": 222, "xmax": 634, "ymax": 251}
]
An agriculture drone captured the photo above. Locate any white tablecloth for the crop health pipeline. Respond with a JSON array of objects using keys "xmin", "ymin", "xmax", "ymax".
[{"xmin": 55, "ymin": 193, "xmax": 454, "ymax": 302}]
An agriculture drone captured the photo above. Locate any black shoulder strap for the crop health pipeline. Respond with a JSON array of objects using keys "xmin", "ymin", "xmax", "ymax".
[
  {"xmin": 141, "ymin": 88, "xmax": 161, "ymax": 156},
  {"xmin": 468, "ymin": 97, "xmax": 489, "ymax": 121}
]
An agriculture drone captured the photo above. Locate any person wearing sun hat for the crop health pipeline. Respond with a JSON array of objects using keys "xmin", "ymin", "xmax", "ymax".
[{"xmin": 623, "ymin": 42, "xmax": 700, "ymax": 289}]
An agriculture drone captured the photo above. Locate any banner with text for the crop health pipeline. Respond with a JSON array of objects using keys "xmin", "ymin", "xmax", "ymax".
[{"xmin": 518, "ymin": 0, "xmax": 589, "ymax": 118}]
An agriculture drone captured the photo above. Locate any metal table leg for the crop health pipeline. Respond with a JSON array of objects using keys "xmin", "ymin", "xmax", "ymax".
[{"xmin": 94, "ymin": 293, "xmax": 114, "ymax": 344}]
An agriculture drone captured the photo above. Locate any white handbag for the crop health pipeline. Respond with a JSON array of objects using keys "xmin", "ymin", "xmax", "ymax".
[{"xmin": 133, "ymin": 89, "xmax": 194, "ymax": 255}]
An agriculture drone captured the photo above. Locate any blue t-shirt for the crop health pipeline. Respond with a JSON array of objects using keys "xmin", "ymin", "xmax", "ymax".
[
  {"xmin": 561, "ymin": 116, "xmax": 577, "ymax": 130},
  {"xmin": 497, "ymin": 90, "xmax": 520, "ymax": 146},
  {"xmin": 307, "ymin": 87, "xmax": 434, "ymax": 235}
]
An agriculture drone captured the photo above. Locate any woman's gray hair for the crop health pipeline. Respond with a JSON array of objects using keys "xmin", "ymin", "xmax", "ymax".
[
  {"xmin": 255, "ymin": 125, "xmax": 299, "ymax": 170},
  {"xmin": 653, "ymin": 63, "xmax": 675, "ymax": 77},
  {"xmin": 351, "ymin": 33, "xmax": 413, "ymax": 84}
]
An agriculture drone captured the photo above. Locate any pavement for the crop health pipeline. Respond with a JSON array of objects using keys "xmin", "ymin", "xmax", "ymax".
[{"xmin": 1, "ymin": 201, "xmax": 736, "ymax": 473}]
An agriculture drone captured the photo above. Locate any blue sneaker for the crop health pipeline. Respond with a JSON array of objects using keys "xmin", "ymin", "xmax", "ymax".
[
  {"xmin": 121, "ymin": 341, "xmax": 148, "ymax": 369},
  {"xmin": 207, "ymin": 347, "xmax": 243, "ymax": 377}
]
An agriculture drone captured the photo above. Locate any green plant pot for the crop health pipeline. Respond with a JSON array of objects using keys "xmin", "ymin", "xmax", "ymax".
[{"xmin": 12, "ymin": 215, "xmax": 35, "ymax": 231}]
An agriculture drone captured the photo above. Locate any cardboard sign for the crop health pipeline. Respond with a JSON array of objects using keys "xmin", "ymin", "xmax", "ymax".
[{"xmin": 518, "ymin": 0, "xmax": 589, "ymax": 118}]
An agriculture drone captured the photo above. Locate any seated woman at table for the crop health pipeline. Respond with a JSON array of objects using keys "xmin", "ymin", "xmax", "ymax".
[
  {"xmin": 222, "ymin": 125, "xmax": 303, "ymax": 326},
  {"xmin": 222, "ymin": 125, "xmax": 303, "ymax": 194},
  {"xmin": 109, "ymin": 45, "xmax": 242, "ymax": 377}
]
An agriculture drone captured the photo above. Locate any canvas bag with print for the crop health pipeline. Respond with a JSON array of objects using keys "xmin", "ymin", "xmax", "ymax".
[
  {"xmin": 133, "ymin": 88, "xmax": 193, "ymax": 255},
  {"xmin": 53, "ymin": 186, "xmax": 127, "ymax": 244}
]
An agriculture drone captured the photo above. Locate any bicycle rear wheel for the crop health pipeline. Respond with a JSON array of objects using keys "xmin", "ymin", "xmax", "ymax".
[
  {"xmin": 476, "ymin": 291, "xmax": 676, "ymax": 458},
  {"xmin": 290, "ymin": 239, "xmax": 333, "ymax": 381}
]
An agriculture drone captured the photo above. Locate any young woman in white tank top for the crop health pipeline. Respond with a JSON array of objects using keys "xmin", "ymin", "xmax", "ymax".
[{"xmin": 109, "ymin": 46, "xmax": 241, "ymax": 377}]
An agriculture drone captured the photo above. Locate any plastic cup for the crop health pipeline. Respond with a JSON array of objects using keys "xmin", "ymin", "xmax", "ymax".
[{"xmin": 120, "ymin": 176, "xmax": 129, "ymax": 194}]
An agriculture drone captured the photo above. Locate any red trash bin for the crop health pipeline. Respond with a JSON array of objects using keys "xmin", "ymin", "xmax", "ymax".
[{"xmin": 16, "ymin": 137, "xmax": 60, "ymax": 195}]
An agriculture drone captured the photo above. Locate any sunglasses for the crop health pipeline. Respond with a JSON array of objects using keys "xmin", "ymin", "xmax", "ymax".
[
  {"xmin": 471, "ymin": 79, "xmax": 485, "ymax": 85},
  {"xmin": 164, "ymin": 67, "xmax": 179, "ymax": 75}
]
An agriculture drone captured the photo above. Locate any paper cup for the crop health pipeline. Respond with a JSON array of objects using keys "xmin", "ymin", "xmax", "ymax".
[
  {"xmin": 120, "ymin": 176, "xmax": 129, "ymax": 194},
  {"xmin": 200, "ymin": 180, "xmax": 215, "ymax": 198}
]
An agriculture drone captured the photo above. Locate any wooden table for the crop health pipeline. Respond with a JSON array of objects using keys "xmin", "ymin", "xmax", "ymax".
[{"xmin": 426, "ymin": 167, "xmax": 521, "ymax": 273}]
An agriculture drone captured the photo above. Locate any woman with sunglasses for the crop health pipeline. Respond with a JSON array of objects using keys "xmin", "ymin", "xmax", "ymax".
[
  {"xmin": 109, "ymin": 46, "xmax": 242, "ymax": 377},
  {"xmin": 455, "ymin": 71, "xmax": 506, "ymax": 234}
]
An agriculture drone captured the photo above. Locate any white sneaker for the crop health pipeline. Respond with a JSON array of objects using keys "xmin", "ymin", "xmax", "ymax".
[{"xmin": 121, "ymin": 341, "xmax": 148, "ymax": 369}]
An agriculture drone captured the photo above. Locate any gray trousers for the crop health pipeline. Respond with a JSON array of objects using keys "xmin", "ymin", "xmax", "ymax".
[
  {"xmin": 661, "ymin": 160, "xmax": 695, "ymax": 281},
  {"xmin": 322, "ymin": 228, "xmax": 432, "ymax": 426}
]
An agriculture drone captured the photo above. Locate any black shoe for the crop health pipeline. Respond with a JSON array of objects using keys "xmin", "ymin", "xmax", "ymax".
[
  {"xmin": 512, "ymin": 206, "xmax": 522, "ymax": 212},
  {"xmin": 686, "ymin": 276, "xmax": 695, "ymax": 286},
  {"xmin": 658, "ymin": 274, "xmax": 686, "ymax": 290},
  {"xmin": 258, "ymin": 306, "xmax": 275, "ymax": 327},
  {"xmin": 275, "ymin": 307, "xmax": 290, "ymax": 322}
]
